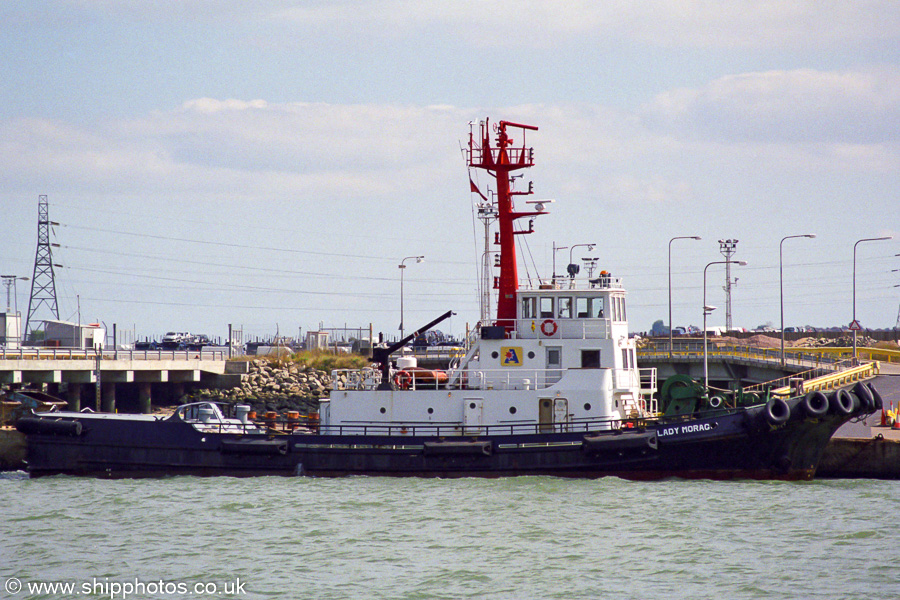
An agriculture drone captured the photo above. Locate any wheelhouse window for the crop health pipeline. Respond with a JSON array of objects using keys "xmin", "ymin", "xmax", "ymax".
[
  {"xmin": 558, "ymin": 297, "xmax": 572, "ymax": 319},
  {"xmin": 612, "ymin": 295, "xmax": 625, "ymax": 321},
  {"xmin": 521, "ymin": 296, "xmax": 537, "ymax": 319},
  {"xmin": 576, "ymin": 296, "xmax": 604, "ymax": 319},
  {"xmin": 539, "ymin": 297, "xmax": 554, "ymax": 319}
]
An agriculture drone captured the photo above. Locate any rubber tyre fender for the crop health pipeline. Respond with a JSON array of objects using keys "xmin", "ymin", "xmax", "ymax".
[
  {"xmin": 852, "ymin": 382, "xmax": 875, "ymax": 413},
  {"xmin": 764, "ymin": 398, "xmax": 790, "ymax": 426},
  {"xmin": 867, "ymin": 383, "xmax": 884, "ymax": 412},
  {"xmin": 802, "ymin": 391, "xmax": 829, "ymax": 420},
  {"xmin": 829, "ymin": 389, "xmax": 855, "ymax": 416}
]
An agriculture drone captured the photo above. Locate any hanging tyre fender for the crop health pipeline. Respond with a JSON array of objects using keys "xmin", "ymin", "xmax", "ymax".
[
  {"xmin": 763, "ymin": 398, "xmax": 790, "ymax": 426},
  {"xmin": 867, "ymin": 383, "xmax": 884, "ymax": 412},
  {"xmin": 16, "ymin": 417, "xmax": 83, "ymax": 437},
  {"xmin": 852, "ymin": 382, "xmax": 875, "ymax": 414},
  {"xmin": 801, "ymin": 391, "xmax": 829, "ymax": 420},
  {"xmin": 829, "ymin": 389, "xmax": 855, "ymax": 416}
]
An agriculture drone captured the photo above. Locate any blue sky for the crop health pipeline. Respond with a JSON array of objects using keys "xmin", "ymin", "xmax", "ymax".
[{"xmin": 2, "ymin": 1, "xmax": 898, "ymax": 343}]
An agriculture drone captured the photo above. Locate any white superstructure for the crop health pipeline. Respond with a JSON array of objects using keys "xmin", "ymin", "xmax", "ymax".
[{"xmin": 322, "ymin": 275, "xmax": 656, "ymax": 434}]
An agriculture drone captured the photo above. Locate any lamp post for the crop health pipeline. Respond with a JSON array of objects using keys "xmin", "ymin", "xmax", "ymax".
[
  {"xmin": 704, "ymin": 260, "xmax": 747, "ymax": 387},
  {"xmin": 567, "ymin": 243, "xmax": 596, "ymax": 287},
  {"xmin": 2, "ymin": 275, "xmax": 29, "ymax": 314},
  {"xmin": 779, "ymin": 234, "xmax": 816, "ymax": 366},
  {"xmin": 552, "ymin": 242, "xmax": 568, "ymax": 284},
  {"xmin": 668, "ymin": 236, "xmax": 701, "ymax": 358},
  {"xmin": 852, "ymin": 236, "xmax": 892, "ymax": 359},
  {"xmin": 399, "ymin": 255, "xmax": 424, "ymax": 340}
]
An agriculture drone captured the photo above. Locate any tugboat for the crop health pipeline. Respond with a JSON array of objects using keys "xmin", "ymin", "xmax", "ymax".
[{"xmin": 16, "ymin": 118, "xmax": 879, "ymax": 479}]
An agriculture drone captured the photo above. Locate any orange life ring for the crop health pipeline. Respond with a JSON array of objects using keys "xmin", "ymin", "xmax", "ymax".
[
  {"xmin": 541, "ymin": 319, "xmax": 558, "ymax": 336},
  {"xmin": 393, "ymin": 371, "xmax": 412, "ymax": 390}
]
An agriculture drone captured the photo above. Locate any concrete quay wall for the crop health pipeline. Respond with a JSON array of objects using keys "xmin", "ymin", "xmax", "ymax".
[{"xmin": 0, "ymin": 356, "xmax": 237, "ymax": 414}]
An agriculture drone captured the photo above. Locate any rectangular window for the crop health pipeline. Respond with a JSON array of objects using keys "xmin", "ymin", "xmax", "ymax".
[
  {"xmin": 621, "ymin": 348, "xmax": 631, "ymax": 369},
  {"xmin": 521, "ymin": 297, "xmax": 536, "ymax": 319},
  {"xmin": 612, "ymin": 296, "xmax": 624, "ymax": 321},
  {"xmin": 594, "ymin": 297, "xmax": 605, "ymax": 318},
  {"xmin": 558, "ymin": 297, "xmax": 572, "ymax": 319},
  {"xmin": 581, "ymin": 349, "xmax": 601, "ymax": 368},
  {"xmin": 539, "ymin": 297, "xmax": 554, "ymax": 319},
  {"xmin": 576, "ymin": 297, "xmax": 589, "ymax": 318}
]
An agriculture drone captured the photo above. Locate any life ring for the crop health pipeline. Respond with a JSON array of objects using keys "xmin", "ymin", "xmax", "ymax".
[
  {"xmin": 540, "ymin": 319, "xmax": 558, "ymax": 336},
  {"xmin": 393, "ymin": 371, "xmax": 412, "ymax": 390}
]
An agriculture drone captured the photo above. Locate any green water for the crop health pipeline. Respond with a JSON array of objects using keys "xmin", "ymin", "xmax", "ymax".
[{"xmin": 2, "ymin": 473, "xmax": 899, "ymax": 599}]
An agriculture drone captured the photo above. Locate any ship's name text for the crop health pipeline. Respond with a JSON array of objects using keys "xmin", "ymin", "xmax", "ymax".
[{"xmin": 658, "ymin": 423, "xmax": 714, "ymax": 437}]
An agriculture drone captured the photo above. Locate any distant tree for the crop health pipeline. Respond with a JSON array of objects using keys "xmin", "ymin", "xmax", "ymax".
[{"xmin": 650, "ymin": 320, "xmax": 669, "ymax": 336}]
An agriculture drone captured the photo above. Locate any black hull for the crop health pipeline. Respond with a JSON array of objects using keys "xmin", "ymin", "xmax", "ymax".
[{"xmin": 17, "ymin": 395, "xmax": 870, "ymax": 481}]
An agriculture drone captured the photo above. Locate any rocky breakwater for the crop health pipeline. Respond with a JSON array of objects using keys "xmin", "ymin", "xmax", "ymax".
[{"xmin": 190, "ymin": 359, "xmax": 333, "ymax": 416}]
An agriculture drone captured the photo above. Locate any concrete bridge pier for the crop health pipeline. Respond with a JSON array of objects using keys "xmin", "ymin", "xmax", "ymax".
[
  {"xmin": 67, "ymin": 383, "xmax": 82, "ymax": 412},
  {"xmin": 101, "ymin": 382, "xmax": 116, "ymax": 413},
  {"xmin": 138, "ymin": 382, "xmax": 152, "ymax": 414}
]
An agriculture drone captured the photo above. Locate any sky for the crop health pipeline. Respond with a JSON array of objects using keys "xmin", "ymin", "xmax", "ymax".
[{"xmin": 1, "ymin": 0, "xmax": 899, "ymax": 345}]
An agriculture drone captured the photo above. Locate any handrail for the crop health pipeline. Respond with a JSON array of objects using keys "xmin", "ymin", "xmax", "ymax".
[
  {"xmin": 0, "ymin": 348, "xmax": 228, "ymax": 361},
  {"xmin": 768, "ymin": 362, "xmax": 880, "ymax": 396},
  {"xmin": 317, "ymin": 416, "xmax": 621, "ymax": 437},
  {"xmin": 638, "ymin": 342, "xmax": 845, "ymax": 368}
]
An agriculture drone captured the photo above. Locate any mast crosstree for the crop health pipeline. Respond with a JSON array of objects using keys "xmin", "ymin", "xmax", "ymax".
[{"xmin": 467, "ymin": 119, "xmax": 546, "ymax": 329}]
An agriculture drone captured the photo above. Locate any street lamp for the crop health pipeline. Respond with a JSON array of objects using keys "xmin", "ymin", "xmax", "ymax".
[
  {"xmin": 668, "ymin": 236, "xmax": 701, "ymax": 358},
  {"xmin": 1, "ymin": 275, "xmax": 29, "ymax": 314},
  {"xmin": 780, "ymin": 234, "xmax": 816, "ymax": 366},
  {"xmin": 852, "ymin": 236, "xmax": 892, "ymax": 359},
  {"xmin": 399, "ymin": 255, "xmax": 424, "ymax": 340},
  {"xmin": 704, "ymin": 259, "xmax": 747, "ymax": 387}
]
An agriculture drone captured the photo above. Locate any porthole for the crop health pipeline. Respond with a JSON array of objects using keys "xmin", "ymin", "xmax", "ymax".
[
  {"xmin": 491, "ymin": 351, "xmax": 499, "ymax": 359},
  {"xmin": 380, "ymin": 407, "xmax": 386, "ymax": 414},
  {"xmin": 427, "ymin": 407, "xmax": 434, "ymax": 414},
  {"xmin": 509, "ymin": 406, "xmax": 517, "ymax": 415},
  {"xmin": 584, "ymin": 403, "xmax": 592, "ymax": 411},
  {"xmin": 527, "ymin": 351, "xmax": 535, "ymax": 359},
  {"xmin": 469, "ymin": 402, "xmax": 477, "ymax": 409}
]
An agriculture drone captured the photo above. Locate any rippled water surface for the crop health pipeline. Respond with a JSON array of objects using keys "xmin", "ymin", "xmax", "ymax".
[{"xmin": 2, "ymin": 473, "xmax": 899, "ymax": 599}]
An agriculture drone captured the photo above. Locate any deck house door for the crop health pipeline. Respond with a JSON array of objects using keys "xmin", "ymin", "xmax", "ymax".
[{"xmin": 463, "ymin": 398, "xmax": 484, "ymax": 434}]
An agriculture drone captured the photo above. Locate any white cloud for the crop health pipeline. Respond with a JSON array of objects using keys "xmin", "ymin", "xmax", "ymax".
[
  {"xmin": 2, "ymin": 92, "xmax": 897, "ymax": 209},
  {"xmin": 641, "ymin": 67, "xmax": 900, "ymax": 145},
  {"xmin": 52, "ymin": 0, "xmax": 900, "ymax": 49}
]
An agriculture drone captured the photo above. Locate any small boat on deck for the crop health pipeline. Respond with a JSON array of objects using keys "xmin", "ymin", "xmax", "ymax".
[{"xmin": 16, "ymin": 118, "xmax": 879, "ymax": 479}]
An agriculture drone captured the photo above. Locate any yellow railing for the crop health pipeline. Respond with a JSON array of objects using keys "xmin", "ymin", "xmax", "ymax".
[
  {"xmin": 779, "ymin": 346, "xmax": 900, "ymax": 364},
  {"xmin": 769, "ymin": 362, "xmax": 880, "ymax": 396}
]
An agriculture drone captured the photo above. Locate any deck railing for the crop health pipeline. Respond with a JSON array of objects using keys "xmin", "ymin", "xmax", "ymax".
[{"xmin": 0, "ymin": 347, "xmax": 229, "ymax": 361}]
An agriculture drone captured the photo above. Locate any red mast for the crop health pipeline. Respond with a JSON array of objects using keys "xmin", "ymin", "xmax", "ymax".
[{"xmin": 468, "ymin": 119, "xmax": 545, "ymax": 330}]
